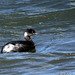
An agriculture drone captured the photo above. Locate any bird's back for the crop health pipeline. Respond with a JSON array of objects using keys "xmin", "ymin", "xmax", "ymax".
[{"xmin": 1, "ymin": 41, "xmax": 35, "ymax": 53}]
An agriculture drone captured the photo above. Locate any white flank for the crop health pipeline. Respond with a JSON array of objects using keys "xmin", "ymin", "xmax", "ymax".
[{"xmin": 3, "ymin": 44, "xmax": 14, "ymax": 53}]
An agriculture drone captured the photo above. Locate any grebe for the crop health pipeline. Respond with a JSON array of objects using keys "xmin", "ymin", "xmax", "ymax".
[{"xmin": 1, "ymin": 29, "xmax": 38, "ymax": 53}]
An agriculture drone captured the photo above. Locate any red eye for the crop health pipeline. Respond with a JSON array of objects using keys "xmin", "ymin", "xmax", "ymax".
[{"xmin": 32, "ymin": 31, "xmax": 34, "ymax": 33}]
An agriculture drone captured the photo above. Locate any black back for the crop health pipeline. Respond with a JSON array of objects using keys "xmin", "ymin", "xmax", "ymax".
[{"xmin": 1, "ymin": 41, "xmax": 35, "ymax": 53}]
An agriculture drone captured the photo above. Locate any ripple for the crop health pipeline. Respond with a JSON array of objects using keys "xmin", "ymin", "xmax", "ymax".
[{"xmin": 0, "ymin": 0, "xmax": 75, "ymax": 75}]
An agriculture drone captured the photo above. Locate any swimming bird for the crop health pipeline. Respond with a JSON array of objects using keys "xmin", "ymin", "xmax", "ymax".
[{"xmin": 1, "ymin": 29, "xmax": 38, "ymax": 53}]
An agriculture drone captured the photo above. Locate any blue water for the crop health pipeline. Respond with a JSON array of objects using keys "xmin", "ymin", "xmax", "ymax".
[{"xmin": 0, "ymin": 0, "xmax": 75, "ymax": 75}]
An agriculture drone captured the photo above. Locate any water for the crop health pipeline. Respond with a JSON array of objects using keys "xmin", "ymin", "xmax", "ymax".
[{"xmin": 0, "ymin": 0, "xmax": 75, "ymax": 75}]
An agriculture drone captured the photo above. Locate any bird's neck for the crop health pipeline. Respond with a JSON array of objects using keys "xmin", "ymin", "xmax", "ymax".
[
  {"xmin": 24, "ymin": 32, "xmax": 33, "ymax": 42},
  {"xmin": 25, "ymin": 36, "xmax": 32, "ymax": 41}
]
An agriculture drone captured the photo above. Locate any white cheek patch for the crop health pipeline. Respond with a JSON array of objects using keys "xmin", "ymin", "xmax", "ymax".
[
  {"xmin": 24, "ymin": 32, "xmax": 32, "ymax": 37},
  {"xmin": 3, "ymin": 44, "xmax": 14, "ymax": 53},
  {"xmin": 24, "ymin": 32, "xmax": 28, "ymax": 37}
]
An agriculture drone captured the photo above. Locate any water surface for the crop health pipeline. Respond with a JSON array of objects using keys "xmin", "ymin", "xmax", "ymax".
[{"xmin": 0, "ymin": 0, "xmax": 75, "ymax": 75}]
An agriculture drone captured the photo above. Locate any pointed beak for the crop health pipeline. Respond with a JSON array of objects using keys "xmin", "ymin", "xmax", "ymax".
[{"xmin": 34, "ymin": 33, "xmax": 39, "ymax": 35}]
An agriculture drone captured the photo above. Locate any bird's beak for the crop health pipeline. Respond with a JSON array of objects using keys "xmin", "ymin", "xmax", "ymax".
[{"xmin": 34, "ymin": 33, "xmax": 39, "ymax": 35}]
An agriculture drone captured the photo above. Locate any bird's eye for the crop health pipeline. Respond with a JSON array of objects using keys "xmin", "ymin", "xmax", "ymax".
[{"xmin": 32, "ymin": 31, "xmax": 34, "ymax": 33}]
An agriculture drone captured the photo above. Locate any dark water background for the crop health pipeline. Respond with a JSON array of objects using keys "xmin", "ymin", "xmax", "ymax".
[{"xmin": 0, "ymin": 0, "xmax": 75, "ymax": 75}]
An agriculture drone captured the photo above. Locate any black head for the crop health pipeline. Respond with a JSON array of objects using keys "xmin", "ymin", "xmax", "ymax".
[
  {"xmin": 24, "ymin": 29, "xmax": 38, "ymax": 41},
  {"xmin": 26, "ymin": 29, "xmax": 36, "ymax": 34}
]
